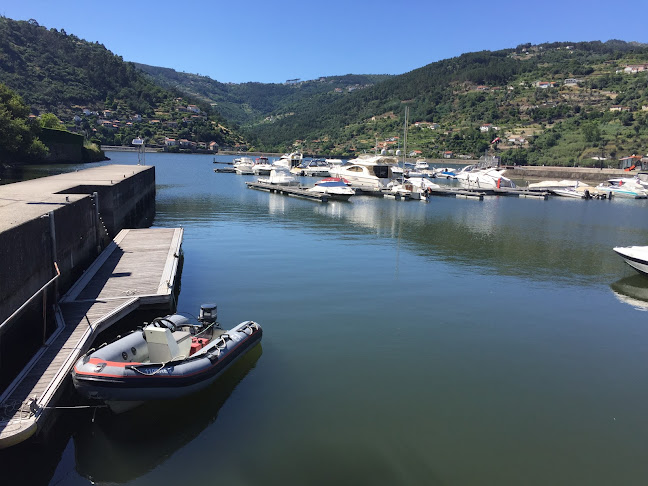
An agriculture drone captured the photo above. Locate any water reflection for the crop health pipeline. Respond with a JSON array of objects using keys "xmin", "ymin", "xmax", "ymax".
[
  {"xmin": 73, "ymin": 343, "xmax": 262, "ymax": 483},
  {"xmin": 610, "ymin": 275, "xmax": 648, "ymax": 311}
]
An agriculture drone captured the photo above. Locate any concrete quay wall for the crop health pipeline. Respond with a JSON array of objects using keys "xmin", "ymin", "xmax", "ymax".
[{"xmin": 0, "ymin": 165, "xmax": 156, "ymax": 388}]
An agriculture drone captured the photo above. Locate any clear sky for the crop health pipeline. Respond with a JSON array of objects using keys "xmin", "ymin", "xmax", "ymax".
[{"xmin": 2, "ymin": 0, "xmax": 647, "ymax": 84}]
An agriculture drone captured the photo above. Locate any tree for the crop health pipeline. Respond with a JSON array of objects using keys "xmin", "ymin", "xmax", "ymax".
[
  {"xmin": 582, "ymin": 122, "xmax": 601, "ymax": 143},
  {"xmin": 40, "ymin": 113, "xmax": 61, "ymax": 129},
  {"xmin": 0, "ymin": 83, "xmax": 48, "ymax": 162}
]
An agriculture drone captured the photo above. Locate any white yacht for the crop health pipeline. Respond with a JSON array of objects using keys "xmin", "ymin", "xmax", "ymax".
[
  {"xmin": 291, "ymin": 159, "xmax": 330, "ymax": 177},
  {"xmin": 329, "ymin": 154, "xmax": 399, "ymax": 191},
  {"xmin": 273, "ymin": 152, "xmax": 303, "ymax": 170},
  {"xmin": 414, "ymin": 160, "xmax": 430, "ymax": 171},
  {"xmin": 234, "ymin": 156, "xmax": 255, "ymax": 175},
  {"xmin": 613, "ymin": 246, "xmax": 648, "ymax": 276},
  {"xmin": 257, "ymin": 167, "xmax": 300, "ymax": 186},
  {"xmin": 387, "ymin": 176, "xmax": 440, "ymax": 199},
  {"xmin": 596, "ymin": 178, "xmax": 648, "ymax": 198},
  {"xmin": 252, "ymin": 157, "xmax": 274, "ymax": 176},
  {"xmin": 528, "ymin": 180, "xmax": 579, "ymax": 191},
  {"xmin": 307, "ymin": 177, "xmax": 355, "ymax": 201},
  {"xmin": 457, "ymin": 168, "xmax": 516, "ymax": 189}
]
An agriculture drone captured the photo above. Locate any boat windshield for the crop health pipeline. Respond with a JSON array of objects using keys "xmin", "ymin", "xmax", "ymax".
[{"xmin": 373, "ymin": 166, "xmax": 390, "ymax": 178}]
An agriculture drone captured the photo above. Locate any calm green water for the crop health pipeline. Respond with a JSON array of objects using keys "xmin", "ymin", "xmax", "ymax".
[{"xmin": 3, "ymin": 152, "xmax": 648, "ymax": 485}]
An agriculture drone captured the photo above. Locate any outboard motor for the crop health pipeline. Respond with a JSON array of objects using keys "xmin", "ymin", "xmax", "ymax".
[{"xmin": 200, "ymin": 304, "xmax": 217, "ymax": 325}]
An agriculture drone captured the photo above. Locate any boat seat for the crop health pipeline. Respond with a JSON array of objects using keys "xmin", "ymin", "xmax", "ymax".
[
  {"xmin": 172, "ymin": 330, "xmax": 192, "ymax": 358},
  {"xmin": 144, "ymin": 327, "xmax": 192, "ymax": 362}
]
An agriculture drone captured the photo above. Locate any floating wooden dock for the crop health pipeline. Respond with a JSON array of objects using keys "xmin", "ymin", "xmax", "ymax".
[
  {"xmin": 427, "ymin": 187, "xmax": 486, "ymax": 200},
  {"xmin": 0, "ymin": 227, "xmax": 183, "ymax": 448},
  {"xmin": 246, "ymin": 181, "xmax": 329, "ymax": 202}
]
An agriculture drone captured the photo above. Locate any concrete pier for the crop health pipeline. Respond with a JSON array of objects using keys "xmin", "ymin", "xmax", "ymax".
[
  {"xmin": 0, "ymin": 165, "xmax": 156, "ymax": 390},
  {"xmin": 0, "ymin": 227, "xmax": 183, "ymax": 448}
]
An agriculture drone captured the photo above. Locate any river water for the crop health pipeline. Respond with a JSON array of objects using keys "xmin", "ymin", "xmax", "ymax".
[{"xmin": 3, "ymin": 152, "xmax": 648, "ymax": 485}]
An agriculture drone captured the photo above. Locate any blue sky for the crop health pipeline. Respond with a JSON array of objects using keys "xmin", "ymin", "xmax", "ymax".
[{"xmin": 2, "ymin": 1, "xmax": 647, "ymax": 84}]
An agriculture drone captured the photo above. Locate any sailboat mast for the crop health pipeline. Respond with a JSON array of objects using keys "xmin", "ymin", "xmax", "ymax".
[{"xmin": 403, "ymin": 106, "xmax": 409, "ymax": 174}]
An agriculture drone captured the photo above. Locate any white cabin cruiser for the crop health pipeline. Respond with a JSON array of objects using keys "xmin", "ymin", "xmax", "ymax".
[
  {"xmin": 329, "ymin": 154, "xmax": 399, "ymax": 191},
  {"xmin": 613, "ymin": 246, "xmax": 648, "ymax": 276},
  {"xmin": 387, "ymin": 176, "xmax": 441, "ymax": 199},
  {"xmin": 414, "ymin": 160, "xmax": 430, "ymax": 171},
  {"xmin": 257, "ymin": 167, "xmax": 300, "ymax": 186},
  {"xmin": 234, "ymin": 157, "xmax": 255, "ymax": 175},
  {"xmin": 596, "ymin": 179, "xmax": 648, "ymax": 198},
  {"xmin": 528, "ymin": 179, "xmax": 579, "ymax": 191},
  {"xmin": 307, "ymin": 177, "xmax": 355, "ymax": 201},
  {"xmin": 252, "ymin": 157, "xmax": 274, "ymax": 175},
  {"xmin": 273, "ymin": 152, "xmax": 303, "ymax": 170},
  {"xmin": 291, "ymin": 159, "xmax": 331, "ymax": 177},
  {"xmin": 457, "ymin": 168, "xmax": 516, "ymax": 189}
]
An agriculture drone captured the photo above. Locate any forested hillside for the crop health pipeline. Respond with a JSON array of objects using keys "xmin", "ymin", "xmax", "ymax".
[
  {"xmin": 241, "ymin": 41, "xmax": 648, "ymax": 165},
  {"xmin": 135, "ymin": 63, "xmax": 390, "ymax": 127},
  {"xmin": 0, "ymin": 17, "xmax": 243, "ymax": 149},
  {"xmin": 1, "ymin": 13, "xmax": 647, "ymax": 166}
]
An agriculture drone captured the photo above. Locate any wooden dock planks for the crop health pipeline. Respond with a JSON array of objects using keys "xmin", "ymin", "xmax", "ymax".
[
  {"xmin": 0, "ymin": 227, "xmax": 183, "ymax": 448},
  {"xmin": 245, "ymin": 181, "xmax": 329, "ymax": 202}
]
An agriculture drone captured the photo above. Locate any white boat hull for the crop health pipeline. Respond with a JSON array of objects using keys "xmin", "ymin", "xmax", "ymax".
[{"xmin": 614, "ymin": 246, "xmax": 648, "ymax": 276}]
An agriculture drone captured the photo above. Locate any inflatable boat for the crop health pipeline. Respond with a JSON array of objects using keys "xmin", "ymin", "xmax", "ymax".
[{"xmin": 72, "ymin": 304, "xmax": 262, "ymax": 412}]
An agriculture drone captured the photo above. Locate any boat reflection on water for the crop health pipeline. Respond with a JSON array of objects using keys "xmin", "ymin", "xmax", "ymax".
[
  {"xmin": 73, "ymin": 343, "xmax": 262, "ymax": 483},
  {"xmin": 610, "ymin": 275, "xmax": 648, "ymax": 311}
]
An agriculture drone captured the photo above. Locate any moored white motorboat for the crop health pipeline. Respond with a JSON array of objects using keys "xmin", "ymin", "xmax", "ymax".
[
  {"xmin": 528, "ymin": 179, "xmax": 579, "ymax": 190},
  {"xmin": 273, "ymin": 152, "xmax": 303, "ymax": 170},
  {"xmin": 291, "ymin": 159, "xmax": 330, "ymax": 177},
  {"xmin": 234, "ymin": 157, "xmax": 255, "ymax": 175},
  {"xmin": 71, "ymin": 305, "xmax": 262, "ymax": 413},
  {"xmin": 457, "ymin": 168, "xmax": 516, "ymax": 189},
  {"xmin": 613, "ymin": 246, "xmax": 648, "ymax": 276},
  {"xmin": 596, "ymin": 179, "xmax": 648, "ymax": 198},
  {"xmin": 252, "ymin": 157, "xmax": 274, "ymax": 175},
  {"xmin": 387, "ymin": 176, "xmax": 441, "ymax": 200},
  {"xmin": 551, "ymin": 184, "xmax": 607, "ymax": 199},
  {"xmin": 414, "ymin": 160, "xmax": 430, "ymax": 171},
  {"xmin": 307, "ymin": 177, "xmax": 355, "ymax": 201},
  {"xmin": 257, "ymin": 167, "xmax": 300, "ymax": 186},
  {"xmin": 329, "ymin": 154, "xmax": 399, "ymax": 191}
]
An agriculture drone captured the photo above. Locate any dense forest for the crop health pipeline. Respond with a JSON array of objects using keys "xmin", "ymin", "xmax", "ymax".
[
  {"xmin": 0, "ymin": 16, "xmax": 243, "ymax": 151},
  {"xmin": 135, "ymin": 63, "xmax": 390, "ymax": 127},
  {"xmin": 142, "ymin": 40, "xmax": 648, "ymax": 166},
  {"xmin": 1, "ymin": 13, "xmax": 648, "ymax": 166}
]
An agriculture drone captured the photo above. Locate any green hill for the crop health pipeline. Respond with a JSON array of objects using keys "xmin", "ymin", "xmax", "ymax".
[
  {"xmin": 134, "ymin": 63, "xmax": 391, "ymax": 127},
  {"xmin": 2, "ymin": 13, "xmax": 647, "ymax": 166},
  {"xmin": 242, "ymin": 41, "xmax": 648, "ymax": 164},
  {"xmin": 0, "ymin": 16, "xmax": 243, "ymax": 150}
]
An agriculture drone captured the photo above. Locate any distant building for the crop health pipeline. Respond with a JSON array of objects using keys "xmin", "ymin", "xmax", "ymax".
[
  {"xmin": 443, "ymin": 151, "xmax": 453, "ymax": 159},
  {"xmin": 564, "ymin": 78, "xmax": 582, "ymax": 85},
  {"xmin": 534, "ymin": 81, "xmax": 557, "ymax": 89},
  {"xmin": 618, "ymin": 155, "xmax": 642, "ymax": 169},
  {"xmin": 187, "ymin": 105, "xmax": 201, "ymax": 114},
  {"xmin": 623, "ymin": 64, "xmax": 648, "ymax": 74},
  {"xmin": 164, "ymin": 137, "xmax": 178, "ymax": 147},
  {"xmin": 610, "ymin": 105, "xmax": 631, "ymax": 112}
]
